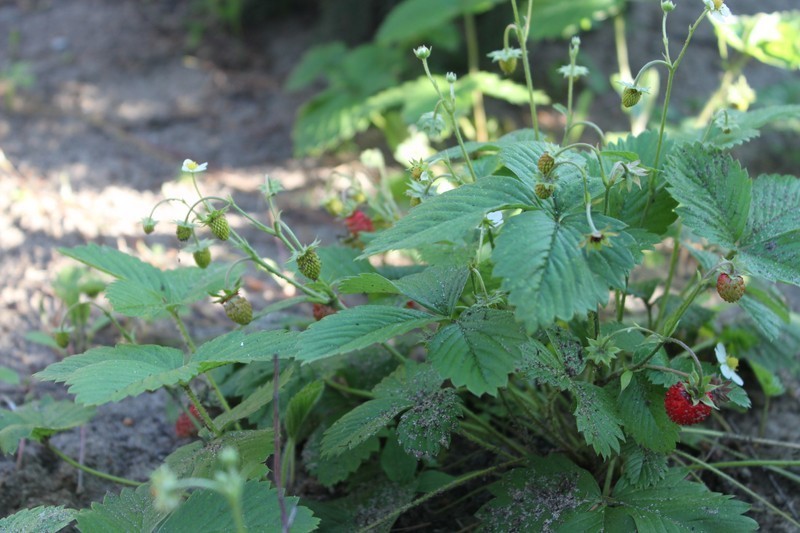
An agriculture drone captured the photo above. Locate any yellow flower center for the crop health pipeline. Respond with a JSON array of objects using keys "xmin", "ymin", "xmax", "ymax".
[
  {"xmin": 726, "ymin": 356, "xmax": 739, "ymax": 371},
  {"xmin": 186, "ymin": 160, "xmax": 198, "ymax": 170},
  {"xmin": 713, "ymin": 0, "xmax": 725, "ymax": 9}
]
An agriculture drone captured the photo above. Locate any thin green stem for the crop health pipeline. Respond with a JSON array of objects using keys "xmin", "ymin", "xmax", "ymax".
[
  {"xmin": 48, "ymin": 443, "xmax": 142, "ymax": 487},
  {"xmin": 461, "ymin": 407, "xmax": 528, "ymax": 456},
  {"xmin": 681, "ymin": 428, "xmax": 800, "ymax": 451},
  {"xmin": 459, "ymin": 427, "xmax": 519, "ymax": 461},
  {"xmin": 654, "ymin": 228, "xmax": 682, "ymax": 332},
  {"xmin": 170, "ymin": 309, "xmax": 197, "ymax": 355},
  {"xmin": 641, "ymin": 10, "xmax": 708, "ymax": 225},
  {"xmin": 510, "ymin": 0, "xmax": 539, "ymax": 139},
  {"xmin": 674, "ymin": 449, "xmax": 800, "ymax": 529},
  {"xmin": 602, "ymin": 457, "xmax": 617, "ymax": 497},
  {"xmin": 323, "ymin": 379, "xmax": 376, "ymax": 400},
  {"xmin": 182, "ymin": 384, "xmax": 222, "ymax": 437},
  {"xmin": 464, "ymin": 12, "xmax": 487, "ymax": 142}
]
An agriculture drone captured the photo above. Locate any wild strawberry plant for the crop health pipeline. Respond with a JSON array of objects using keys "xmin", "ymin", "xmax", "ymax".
[{"xmin": 4, "ymin": 0, "xmax": 800, "ymax": 531}]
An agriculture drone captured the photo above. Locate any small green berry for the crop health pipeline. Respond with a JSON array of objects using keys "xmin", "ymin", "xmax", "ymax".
[
  {"xmin": 537, "ymin": 152, "xmax": 555, "ymax": 176},
  {"xmin": 176, "ymin": 223, "xmax": 193, "ymax": 242},
  {"xmin": 142, "ymin": 217, "xmax": 157, "ymax": 235},
  {"xmin": 622, "ymin": 87, "xmax": 642, "ymax": 108},
  {"xmin": 296, "ymin": 248, "xmax": 322, "ymax": 281},
  {"xmin": 193, "ymin": 248, "xmax": 211, "ymax": 269},
  {"xmin": 53, "ymin": 329, "xmax": 71, "ymax": 349},
  {"xmin": 224, "ymin": 294, "xmax": 253, "ymax": 325},
  {"xmin": 535, "ymin": 182, "xmax": 555, "ymax": 200}
]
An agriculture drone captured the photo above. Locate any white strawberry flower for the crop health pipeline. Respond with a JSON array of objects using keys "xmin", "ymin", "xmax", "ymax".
[
  {"xmin": 703, "ymin": 0, "xmax": 732, "ymax": 24},
  {"xmin": 715, "ymin": 342, "xmax": 743, "ymax": 386},
  {"xmin": 182, "ymin": 159, "xmax": 208, "ymax": 173}
]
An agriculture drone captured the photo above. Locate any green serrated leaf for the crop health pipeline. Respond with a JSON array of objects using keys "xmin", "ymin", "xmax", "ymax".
[
  {"xmin": 296, "ymin": 305, "xmax": 440, "ymax": 364},
  {"xmin": 477, "ymin": 454, "xmax": 602, "ymax": 532},
  {"xmin": 372, "ymin": 361, "xmax": 444, "ymax": 400},
  {"xmin": 75, "ymin": 484, "xmax": 167, "ymax": 532},
  {"xmin": 0, "ymin": 397, "xmax": 95, "ymax": 453},
  {"xmin": 620, "ymin": 442, "xmax": 668, "ymax": 489},
  {"xmin": 380, "ymin": 430, "xmax": 418, "ymax": 483},
  {"xmin": 164, "ymin": 430, "xmax": 274, "ymax": 480},
  {"xmin": 493, "ymin": 211, "xmax": 636, "ymax": 333},
  {"xmin": 285, "ymin": 381, "xmax": 324, "ymax": 440},
  {"xmin": 738, "ymin": 279, "xmax": 789, "ymax": 341},
  {"xmin": 212, "ymin": 366, "xmax": 294, "ymax": 431},
  {"xmin": 338, "ymin": 272, "xmax": 400, "ymax": 295},
  {"xmin": 397, "ymin": 387, "xmax": 461, "ymax": 459},
  {"xmin": 610, "ymin": 468, "xmax": 758, "ymax": 531},
  {"xmin": 306, "ymin": 427, "xmax": 380, "ymax": 487},
  {"xmin": 706, "ymin": 105, "xmax": 800, "ymax": 148},
  {"xmin": 428, "ymin": 307, "xmax": 527, "ymax": 396},
  {"xmin": 362, "ymin": 176, "xmax": 532, "ymax": 256},
  {"xmin": 191, "ymin": 330, "xmax": 299, "ymax": 370},
  {"xmin": 664, "ymin": 143, "xmax": 750, "ymax": 249},
  {"xmin": 616, "ymin": 374, "xmax": 679, "ymax": 453},
  {"xmin": 739, "ymin": 174, "xmax": 800, "ymax": 286},
  {"xmin": 158, "ymin": 480, "xmax": 319, "ymax": 533},
  {"xmin": 0, "ymin": 505, "xmax": 77, "ymax": 533},
  {"xmin": 393, "ymin": 264, "xmax": 469, "ymax": 315},
  {"xmin": 317, "ymin": 245, "xmax": 377, "ymax": 282},
  {"xmin": 546, "ymin": 327, "xmax": 586, "ymax": 378},
  {"xmin": 519, "ymin": 338, "xmax": 573, "ymax": 393},
  {"xmin": 573, "ymin": 382, "xmax": 625, "ymax": 458},
  {"xmin": 36, "ymin": 345, "xmax": 195, "ymax": 406},
  {"xmin": 321, "ymin": 397, "xmax": 412, "ymax": 458}
]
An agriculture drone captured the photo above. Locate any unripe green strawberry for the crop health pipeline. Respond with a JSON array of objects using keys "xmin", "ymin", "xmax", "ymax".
[
  {"xmin": 176, "ymin": 222, "xmax": 193, "ymax": 242},
  {"xmin": 499, "ymin": 57, "xmax": 517, "ymax": 76},
  {"xmin": 622, "ymin": 87, "xmax": 642, "ymax": 108},
  {"xmin": 224, "ymin": 295, "xmax": 253, "ymax": 325},
  {"xmin": 206, "ymin": 210, "xmax": 230, "ymax": 241},
  {"xmin": 297, "ymin": 248, "xmax": 321, "ymax": 281},
  {"xmin": 716, "ymin": 273, "xmax": 745, "ymax": 303},
  {"xmin": 537, "ymin": 152, "xmax": 555, "ymax": 176},
  {"xmin": 142, "ymin": 217, "xmax": 157, "ymax": 235},
  {"xmin": 535, "ymin": 182, "xmax": 555, "ymax": 200},
  {"xmin": 53, "ymin": 329, "xmax": 71, "ymax": 349},
  {"xmin": 325, "ymin": 197, "xmax": 345, "ymax": 217},
  {"xmin": 193, "ymin": 248, "xmax": 211, "ymax": 269}
]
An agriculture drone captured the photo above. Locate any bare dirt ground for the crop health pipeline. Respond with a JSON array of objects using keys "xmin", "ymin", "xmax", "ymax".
[{"xmin": 1, "ymin": 0, "xmax": 799, "ymax": 529}]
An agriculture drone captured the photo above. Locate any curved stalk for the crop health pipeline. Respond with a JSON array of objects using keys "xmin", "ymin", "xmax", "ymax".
[{"xmin": 48, "ymin": 443, "xmax": 142, "ymax": 487}]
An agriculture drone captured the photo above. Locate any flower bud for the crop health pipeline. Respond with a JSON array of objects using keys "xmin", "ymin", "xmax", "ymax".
[{"xmin": 413, "ymin": 45, "xmax": 431, "ymax": 60}]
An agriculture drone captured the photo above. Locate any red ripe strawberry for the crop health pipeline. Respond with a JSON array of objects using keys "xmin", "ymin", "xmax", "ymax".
[
  {"xmin": 664, "ymin": 382, "xmax": 713, "ymax": 425},
  {"xmin": 345, "ymin": 210, "xmax": 374, "ymax": 237},
  {"xmin": 175, "ymin": 405, "xmax": 201, "ymax": 438},
  {"xmin": 312, "ymin": 303, "xmax": 336, "ymax": 321},
  {"xmin": 716, "ymin": 273, "xmax": 745, "ymax": 303}
]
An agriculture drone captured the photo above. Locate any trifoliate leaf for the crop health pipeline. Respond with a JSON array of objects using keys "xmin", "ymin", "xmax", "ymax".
[{"xmin": 427, "ymin": 307, "xmax": 528, "ymax": 396}]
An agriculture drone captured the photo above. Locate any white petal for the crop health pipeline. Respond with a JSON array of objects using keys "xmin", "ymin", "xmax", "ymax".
[
  {"xmin": 181, "ymin": 159, "xmax": 195, "ymax": 172},
  {"xmin": 722, "ymin": 365, "xmax": 744, "ymax": 386},
  {"xmin": 196, "ymin": 162, "xmax": 208, "ymax": 172},
  {"xmin": 702, "ymin": 0, "xmax": 714, "ymax": 9},
  {"xmin": 715, "ymin": 342, "xmax": 727, "ymax": 364}
]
